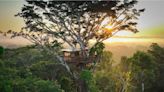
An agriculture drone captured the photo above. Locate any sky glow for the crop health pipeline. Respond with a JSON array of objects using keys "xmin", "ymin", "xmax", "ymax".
[{"xmin": 0, "ymin": 0, "xmax": 164, "ymax": 47}]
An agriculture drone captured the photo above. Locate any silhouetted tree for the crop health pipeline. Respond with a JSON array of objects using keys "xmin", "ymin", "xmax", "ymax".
[{"xmin": 5, "ymin": 0, "xmax": 144, "ymax": 92}]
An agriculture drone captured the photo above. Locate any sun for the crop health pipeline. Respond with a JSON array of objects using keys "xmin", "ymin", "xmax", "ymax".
[
  {"xmin": 105, "ymin": 24, "xmax": 113, "ymax": 29},
  {"xmin": 101, "ymin": 19, "xmax": 132, "ymax": 36},
  {"xmin": 99, "ymin": 17, "xmax": 115, "ymax": 33},
  {"xmin": 99, "ymin": 17, "xmax": 133, "ymax": 38},
  {"xmin": 103, "ymin": 24, "xmax": 113, "ymax": 32}
]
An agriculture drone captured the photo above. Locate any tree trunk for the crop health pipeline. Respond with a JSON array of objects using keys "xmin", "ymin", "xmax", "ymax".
[{"xmin": 78, "ymin": 79, "xmax": 88, "ymax": 92}]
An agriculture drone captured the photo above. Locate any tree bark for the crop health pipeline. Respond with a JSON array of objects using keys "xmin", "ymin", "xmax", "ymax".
[{"xmin": 78, "ymin": 79, "xmax": 88, "ymax": 92}]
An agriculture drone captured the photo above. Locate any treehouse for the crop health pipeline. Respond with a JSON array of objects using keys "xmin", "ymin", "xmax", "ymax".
[{"xmin": 61, "ymin": 48, "xmax": 95, "ymax": 67}]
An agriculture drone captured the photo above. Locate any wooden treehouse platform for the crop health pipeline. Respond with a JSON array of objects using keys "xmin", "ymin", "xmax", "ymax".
[{"xmin": 61, "ymin": 49, "xmax": 95, "ymax": 66}]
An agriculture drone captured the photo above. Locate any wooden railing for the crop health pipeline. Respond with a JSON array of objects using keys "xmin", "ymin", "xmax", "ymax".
[{"xmin": 63, "ymin": 56, "xmax": 95, "ymax": 65}]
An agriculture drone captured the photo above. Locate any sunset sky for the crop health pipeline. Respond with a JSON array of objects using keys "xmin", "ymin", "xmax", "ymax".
[{"xmin": 0, "ymin": 0, "xmax": 164, "ymax": 48}]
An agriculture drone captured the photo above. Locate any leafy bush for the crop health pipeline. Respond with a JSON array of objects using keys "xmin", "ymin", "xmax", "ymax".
[
  {"xmin": 13, "ymin": 77, "xmax": 63, "ymax": 92},
  {"xmin": 0, "ymin": 46, "xmax": 4, "ymax": 57}
]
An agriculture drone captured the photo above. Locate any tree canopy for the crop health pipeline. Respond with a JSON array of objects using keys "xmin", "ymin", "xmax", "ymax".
[{"xmin": 4, "ymin": 0, "xmax": 145, "ymax": 72}]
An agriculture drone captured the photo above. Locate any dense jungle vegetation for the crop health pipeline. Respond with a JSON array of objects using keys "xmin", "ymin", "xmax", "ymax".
[{"xmin": 0, "ymin": 43, "xmax": 164, "ymax": 92}]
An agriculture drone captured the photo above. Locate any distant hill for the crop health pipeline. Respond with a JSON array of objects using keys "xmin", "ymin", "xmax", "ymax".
[
  {"xmin": 0, "ymin": 35, "xmax": 31, "ymax": 48},
  {"xmin": 1, "ymin": 37, "xmax": 164, "ymax": 61},
  {"xmin": 104, "ymin": 38, "xmax": 164, "ymax": 62}
]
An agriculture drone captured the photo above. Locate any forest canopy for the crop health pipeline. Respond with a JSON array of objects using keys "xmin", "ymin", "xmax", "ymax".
[{"xmin": 0, "ymin": 43, "xmax": 164, "ymax": 92}]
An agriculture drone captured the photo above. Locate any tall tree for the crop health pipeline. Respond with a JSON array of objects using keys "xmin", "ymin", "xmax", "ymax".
[
  {"xmin": 148, "ymin": 43, "xmax": 164, "ymax": 92},
  {"xmin": 5, "ymin": 0, "xmax": 144, "ymax": 91},
  {"xmin": 128, "ymin": 51, "xmax": 157, "ymax": 92}
]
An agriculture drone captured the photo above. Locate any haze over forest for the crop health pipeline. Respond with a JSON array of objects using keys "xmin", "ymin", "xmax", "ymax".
[{"xmin": 0, "ymin": 0, "xmax": 164, "ymax": 60}]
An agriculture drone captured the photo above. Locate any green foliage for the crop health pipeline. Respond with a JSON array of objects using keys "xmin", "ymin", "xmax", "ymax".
[
  {"xmin": 30, "ymin": 61, "xmax": 76, "ymax": 92},
  {"xmin": 59, "ymin": 76, "xmax": 76, "ymax": 92},
  {"xmin": 30, "ymin": 61, "xmax": 57, "ymax": 80},
  {"xmin": 0, "ymin": 59, "xmax": 63, "ymax": 92},
  {"xmin": 80, "ymin": 69, "xmax": 99, "ymax": 92},
  {"xmin": 1, "ymin": 43, "xmax": 164, "ymax": 92},
  {"xmin": 13, "ymin": 77, "xmax": 63, "ymax": 92},
  {"xmin": 80, "ymin": 70, "xmax": 92, "ymax": 81},
  {"xmin": 95, "ymin": 75, "xmax": 116, "ymax": 92},
  {"xmin": 90, "ymin": 42, "xmax": 105, "ymax": 56},
  {"xmin": 127, "ymin": 51, "xmax": 157, "ymax": 92},
  {"xmin": 98, "ymin": 51, "xmax": 113, "ymax": 68},
  {"xmin": 0, "ymin": 46, "xmax": 4, "ymax": 57},
  {"xmin": 94, "ymin": 51, "xmax": 116, "ymax": 92},
  {"xmin": 0, "ymin": 60, "xmax": 18, "ymax": 80},
  {"xmin": 34, "ymin": 79, "xmax": 62, "ymax": 92},
  {"xmin": 3, "ymin": 46, "xmax": 60, "ymax": 67},
  {"xmin": 130, "ymin": 51, "xmax": 156, "ymax": 69},
  {"xmin": 0, "ymin": 80, "xmax": 12, "ymax": 92},
  {"xmin": 148, "ymin": 43, "xmax": 164, "ymax": 64},
  {"xmin": 94, "ymin": 49, "xmax": 160, "ymax": 92},
  {"xmin": 148, "ymin": 43, "xmax": 164, "ymax": 92},
  {"xmin": 0, "ymin": 47, "xmax": 68, "ymax": 92}
]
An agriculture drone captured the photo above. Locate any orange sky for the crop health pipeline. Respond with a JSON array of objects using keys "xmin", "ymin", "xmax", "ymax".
[{"xmin": 0, "ymin": 0, "xmax": 164, "ymax": 48}]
